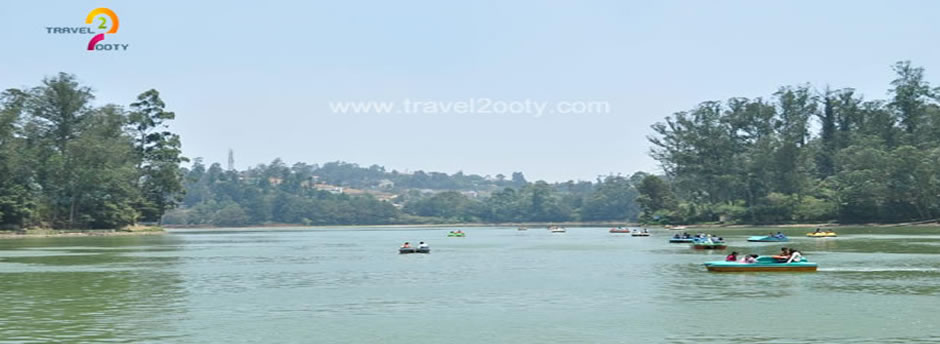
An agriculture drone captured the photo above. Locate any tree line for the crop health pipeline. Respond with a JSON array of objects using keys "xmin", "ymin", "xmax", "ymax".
[
  {"xmin": 639, "ymin": 61, "xmax": 940, "ymax": 224},
  {"xmin": 162, "ymin": 158, "xmax": 643, "ymax": 227},
  {"xmin": 5, "ymin": 63, "xmax": 938, "ymax": 230},
  {"xmin": 0, "ymin": 73, "xmax": 185, "ymax": 229}
]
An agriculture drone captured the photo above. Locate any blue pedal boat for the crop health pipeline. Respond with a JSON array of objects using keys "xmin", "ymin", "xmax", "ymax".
[
  {"xmin": 747, "ymin": 235, "xmax": 788, "ymax": 242},
  {"xmin": 705, "ymin": 256, "xmax": 817, "ymax": 272}
]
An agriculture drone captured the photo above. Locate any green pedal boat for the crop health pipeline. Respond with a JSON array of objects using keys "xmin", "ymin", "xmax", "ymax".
[{"xmin": 705, "ymin": 256, "xmax": 817, "ymax": 272}]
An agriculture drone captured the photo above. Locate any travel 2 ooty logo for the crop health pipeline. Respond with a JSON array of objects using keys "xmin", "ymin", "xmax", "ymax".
[{"xmin": 45, "ymin": 8, "xmax": 128, "ymax": 51}]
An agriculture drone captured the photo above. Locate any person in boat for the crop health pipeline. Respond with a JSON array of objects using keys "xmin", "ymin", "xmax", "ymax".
[
  {"xmin": 401, "ymin": 242, "xmax": 411, "ymax": 248},
  {"xmin": 418, "ymin": 241, "xmax": 429, "ymax": 249},
  {"xmin": 787, "ymin": 249, "xmax": 803, "ymax": 263},
  {"xmin": 725, "ymin": 252, "xmax": 738, "ymax": 262},
  {"xmin": 642, "ymin": 228, "xmax": 648, "ymax": 233},
  {"xmin": 775, "ymin": 231, "xmax": 784, "ymax": 238},
  {"xmin": 815, "ymin": 228, "xmax": 822, "ymax": 233},
  {"xmin": 744, "ymin": 254, "xmax": 758, "ymax": 263},
  {"xmin": 673, "ymin": 234, "xmax": 680, "ymax": 239},
  {"xmin": 778, "ymin": 247, "xmax": 790, "ymax": 257}
]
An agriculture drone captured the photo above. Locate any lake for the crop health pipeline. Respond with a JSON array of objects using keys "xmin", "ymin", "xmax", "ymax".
[{"xmin": 1, "ymin": 226, "xmax": 939, "ymax": 343}]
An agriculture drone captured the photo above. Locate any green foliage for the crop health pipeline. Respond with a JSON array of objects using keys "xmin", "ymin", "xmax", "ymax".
[
  {"xmin": 581, "ymin": 176, "xmax": 640, "ymax": 221},
  {"xmin": 129, "ymin": 90, "xmax": 187, "ymax": 222},
  {"xmin": 165, "ymin": 158, "xmax": 645, "ymax": 226},
  {"xmin": 636, "ymin": 174, "xmax": 677, "ymax": 221},
  {"xmin": 0, "ymin": 74, "xmax": 186, "ymax": 229},
  {"xmin": 648, "ymin": 61, "xmax": 940, "ymax": 224}
]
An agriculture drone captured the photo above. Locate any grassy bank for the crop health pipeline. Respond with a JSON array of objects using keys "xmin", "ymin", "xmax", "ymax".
[{"xmin": 0, "ymin": 225, "xmax": 165, "ymax": 240}]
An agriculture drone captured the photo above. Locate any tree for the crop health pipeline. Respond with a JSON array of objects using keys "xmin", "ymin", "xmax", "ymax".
[
  {"xmin": 635, "ymin": 175, "xmax": 676, "ymax": 221},
  {"xmin": 581, "ymin": 176, "xmax": 639, "ymax": 221},
  {"xmin": 0, "ymin": 74, "xmax": 189, "ymax": 229},
  {"xmin": 889, "ymin": 61, "xmax": 935, "ymax": 140},
  {"xmin": 0, "ymin": 89, "xmax": 35, "ymax": 228},
  {"xmin": 646, "ymin": 61, "xmax": 940, "ymax": 225},
  {"xmin": 128, "ymin": 89, "xmax": 187, "ymax": 223},
  {"xmin": 22, "ymin": 73, "xmax": 99, "ymax": 227}
]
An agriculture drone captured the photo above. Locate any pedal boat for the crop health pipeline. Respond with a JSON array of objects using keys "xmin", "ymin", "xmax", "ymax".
[
  {"xmin": 691, "ymin": 241, "xmax": 727, "ymax": 250},
  {"xmin": 399, "ymin": 247, "xmax": 430, "ymax": 254},
  {"xmin": 747, "ymin": 235, "xmax": 789, "ymax": 242},
  {"xmin": 705, "ymin": 256, "xmax": 816, "ymax": 272},
  {"xmin": 806, "ymin": 232, "xmax": 837, "ymax": 237}
]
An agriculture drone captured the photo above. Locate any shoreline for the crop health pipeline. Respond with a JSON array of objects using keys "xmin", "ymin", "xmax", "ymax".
[
  {"xmin": 0, "ymin": 227, "xmax": 166, "ymax": 240},
  {"xmin": 162, "ymin": 220, "xmax": 940, "ymax": 231},
  {"xmin": 4, "ymin": 220, "xmax": 937, "ymax": 238}
]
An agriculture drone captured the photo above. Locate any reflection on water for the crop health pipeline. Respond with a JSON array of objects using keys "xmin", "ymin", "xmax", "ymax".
[
  {"xmin": 0, "ymin": 226, "xmax": 938, "ymax": 343},
  {"xmin": 0, "ymin": 236, "xmax": 186, "ymax": 343}
]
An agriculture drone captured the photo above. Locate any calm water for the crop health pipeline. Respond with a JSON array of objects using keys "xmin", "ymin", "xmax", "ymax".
[{"xmin": 1, "ymin": 226, "xmax": 939, "ymax": 343}]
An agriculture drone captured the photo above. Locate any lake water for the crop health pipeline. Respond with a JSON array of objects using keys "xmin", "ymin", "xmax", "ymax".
[{"xmin": 1, "ymin": 226, "xmax": 939, "ymax": 343}]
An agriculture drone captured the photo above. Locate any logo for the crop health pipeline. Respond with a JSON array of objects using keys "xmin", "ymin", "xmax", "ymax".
[{"xmin": 45, "ymin": 7, "xmax": 129, "ymax": 51}]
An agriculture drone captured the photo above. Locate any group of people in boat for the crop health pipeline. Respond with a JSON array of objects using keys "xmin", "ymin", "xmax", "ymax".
[
  {"xmin": 725, "ymin": 252, "xmax": 760, "ymax": 263},
  {"xmin": 400, "ymin": 241, "xmax": 429, "ymax": 249},
  {"xmin": 673, "ymin": 232, "xmax": 724, "ymax": 242},
  {"xmin": 449, "ymin": 230, "xmax": 464, "ymax": 234},
  {"xmin": 812, "ymin": 228, "xmax": 836, "ymax": 234},
  {"xmin": 725, "ymin": 247, "xmax": 803, "ymax": 264},
  {"xmin": 767, "ymin": 231, "xmax": 787, "ymax": 239}
]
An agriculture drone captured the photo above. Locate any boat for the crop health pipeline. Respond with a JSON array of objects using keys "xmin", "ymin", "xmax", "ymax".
[
  {"xmin": 691, "ymin": 241, "xmax": 727, "ymax": 250},
  {"xmin": 747, "ymin": 235, "xmax": 788, "ymax": 242},
  {"xmin": 806, "ymin": 231, "xmax": 837, "ymax": 237},
  {"xmin": 631, "ymin": 230, "xmax": 651, "ymax": 237},
  {"xmin": 399, "ymin": 247, "xmax": 430, "ymax": 254},
  {"xmin": 517, "ymin": 226, "xmax": 528, "ymax": 231},
  {"xmin": 550, "ymin": 227, "xmax": 566, "ymax": 233},
  {"xmin": 704, "ymin": 256, "xmax": 817, "ymax": 272},
  {"xmin": 670, "ymin": 225, "xmax": 689, "ymax": 231},
  {"xmin": 448, "ymin": 232, "xmax": 466, "ymax": 237},
  {"xmin": 609, "ymin": 228, "xmax": 631, "ymax": 233}
]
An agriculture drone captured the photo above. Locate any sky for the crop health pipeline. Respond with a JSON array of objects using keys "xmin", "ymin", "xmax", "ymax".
[{"xmin": 2, "ymin": 1, "xmax": 939, "ymax": 181}]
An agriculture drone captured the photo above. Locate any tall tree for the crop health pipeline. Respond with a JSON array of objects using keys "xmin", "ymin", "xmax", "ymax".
[
  {"xmin": 26, "ymin": 73, "xmax": 95, "ymax": 227},
  {"xmin": 635, "ymin": 175, "xmax": 677, "ymax": 220},
  {"xmin": 0, "ymin": 90, "xmax": 35, "ymax": 228},
  {"xmin": 889, "ymin": 61, "xmax": 935, "ymax": 141},
  {"xmin": 128, "ymin": 89, "xmax": 187, "ymax": 223}
]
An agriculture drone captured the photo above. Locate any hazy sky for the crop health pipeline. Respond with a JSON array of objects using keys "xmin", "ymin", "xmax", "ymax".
[{"xmin": 2, "ymin": 1, "xmax": 939, "ymax": 181}]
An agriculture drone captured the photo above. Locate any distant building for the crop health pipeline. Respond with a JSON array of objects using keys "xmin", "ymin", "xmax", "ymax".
[
  {"xmin": 374, "ymin": 193, "xmax": 399, "ymax": 202},
  {"xmin": 299, "ymin": 176, "xmax": 318, "ymax": 188},
  {"xmin": 342, "ymin": 188, "xmax": 366, "ymax": 195},
  {"xmin": 314, "ymin": 183, "xmax": 343, "ymax": 194},
  {"xmin": 377, "ymin": 179, "xmax": 395, "ymax": 189}
]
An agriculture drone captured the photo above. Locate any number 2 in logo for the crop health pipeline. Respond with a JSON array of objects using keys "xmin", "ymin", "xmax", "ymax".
[{"xmin": 84, "ymin": 8, "xmax": 119, "ymax": 51}]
